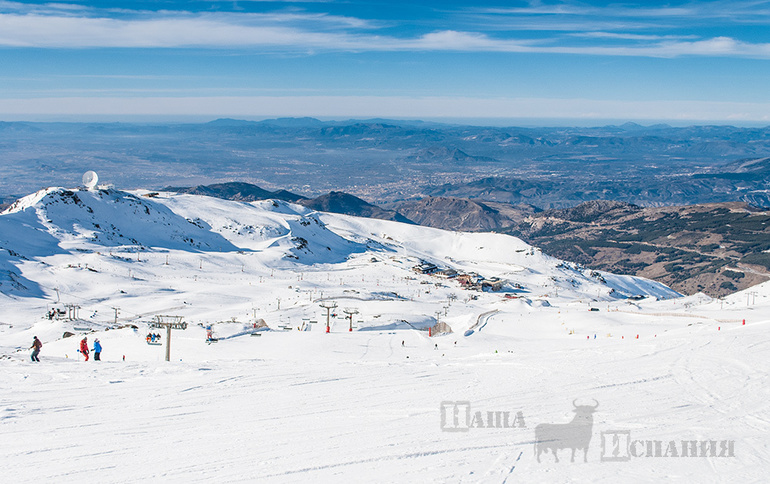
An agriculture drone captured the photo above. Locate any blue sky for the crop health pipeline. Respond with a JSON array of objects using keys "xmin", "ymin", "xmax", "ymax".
[{"xmin": 1, "ymin": 0, "xmax": 769, "ymax": 124}]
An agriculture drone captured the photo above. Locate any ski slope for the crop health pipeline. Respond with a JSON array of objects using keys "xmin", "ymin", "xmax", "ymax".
[{"xmin": 1, "ymin": 187, "xmax": 768, "ymax": 482}]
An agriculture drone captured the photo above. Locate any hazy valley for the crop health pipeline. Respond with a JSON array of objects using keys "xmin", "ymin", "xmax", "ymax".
[{"xmin": 2, "ymin": 118, "xmax": 770, "ymax": 207}]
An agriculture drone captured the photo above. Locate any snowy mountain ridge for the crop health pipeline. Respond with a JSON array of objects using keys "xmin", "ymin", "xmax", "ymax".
[{"xmin": 0, "ymin": 186, "xmax": 676, "ymax": 302}]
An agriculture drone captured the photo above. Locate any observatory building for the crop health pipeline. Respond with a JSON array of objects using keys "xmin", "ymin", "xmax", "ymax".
[{"xmin": 82, "ymin": 171, "xmax": 99, "ymax": 190}]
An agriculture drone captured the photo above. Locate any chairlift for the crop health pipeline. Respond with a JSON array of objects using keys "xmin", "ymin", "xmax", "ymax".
[{"xmin": 146, "ymin": 332, "xmax": 163, "ymax": 346}]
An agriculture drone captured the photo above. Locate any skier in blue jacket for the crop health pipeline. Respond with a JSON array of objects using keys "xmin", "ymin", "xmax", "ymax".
[{"xmin": 93, "ymin": 338, "xmax": 102, "ymax": 361}]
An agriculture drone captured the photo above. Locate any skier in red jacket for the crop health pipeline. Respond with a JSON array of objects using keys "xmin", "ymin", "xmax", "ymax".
[{"xmin": 80, "ymin": 336, "xmax": 90, "ymax": 361}]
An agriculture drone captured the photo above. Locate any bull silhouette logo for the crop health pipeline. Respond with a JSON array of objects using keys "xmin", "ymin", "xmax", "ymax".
[{"xmin": 535, "ymin": 399, "xmax": 598, "ymax": 463}]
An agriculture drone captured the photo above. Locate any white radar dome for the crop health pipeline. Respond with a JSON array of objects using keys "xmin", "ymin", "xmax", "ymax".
[{"xmin": 82, "ymin": 171, "xmax": 99, "ymax": 190}]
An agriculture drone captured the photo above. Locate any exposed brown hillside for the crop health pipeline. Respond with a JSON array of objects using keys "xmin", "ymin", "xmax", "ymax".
[
  {"xmin": 392, "ymin": 196, "xmax": 534, "ymax": 232},
  {"xmin": 508, "ymin": 201, "xmax": 770, "ymax": 297},
  {"xmin": 392, "ymin": 197, "xmax": 770, "ymax": 297}
]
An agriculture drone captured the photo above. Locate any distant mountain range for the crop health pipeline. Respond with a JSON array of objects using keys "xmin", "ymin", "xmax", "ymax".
[
  {"xmin": 2, "ymin": 118, "xmax": 769, "ymax": 207},
  {"xmin": 0, "ymin": 195, "xmax": 18, "ymax": 213},
  {"xmin": 164, "ymin": 182, "xmax": 410, "ymax": 224},
  {"xmin": 298, "ymin": 191, "xmax": 413, "ymax": 224},
  {"xmin": 391, "ymin": 196, "xmax": 530, "ymax": 232},
  {"xmin": 166, "ymin": 182, "xmax": 307, "ymax": 203},
  {"xmin": 513, "ymin": 200, "xmax": 770, "ymax": 296},
  {"xmin": 425, "ymin": 154, "xmax": 770, "ymax": 208},
  {"xmin": 403, "ymin": 147, "xmax": 498, "ymax": 164}
]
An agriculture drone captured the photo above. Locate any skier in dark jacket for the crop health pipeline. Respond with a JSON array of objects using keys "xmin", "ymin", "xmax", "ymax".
[
  {"xmin": 30, "ymin": 336, "xmax": 42, "ymax": 362},
  {"xmin": 80, "ymin": 336, "xmax": 89, "ymax": 361},
  {"xmin": 93, "ymin": 338, "xmax": 102, "ymax": 361}
]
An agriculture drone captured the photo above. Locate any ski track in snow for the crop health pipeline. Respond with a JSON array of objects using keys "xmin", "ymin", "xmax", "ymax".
[{"xmin": 2, "ymin": 320, "xmax": 768, "ymax": 483}]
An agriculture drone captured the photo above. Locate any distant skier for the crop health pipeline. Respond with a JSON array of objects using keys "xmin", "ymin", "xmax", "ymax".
[
  {"xmin": 80, "ymin": 336, "xmax": 90, "ymax": 361},
  {"xmin": 93, "ymin": 338, "xmax": 102, "ymax": 361},
  {"xmin": 30, "ymin": 336, "xmax": 42, "ymax": 362}
]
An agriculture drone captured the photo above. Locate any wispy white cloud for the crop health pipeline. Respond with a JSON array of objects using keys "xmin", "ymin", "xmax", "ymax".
[
  {"xmin": 0, "ymin": 1, "xmax": 90, "ymax": 16},
  {"xmin": 0, "ymin": 13, "xmax": 367, "ymax": 48},
  {"xmin": 399, "ymin": 30, "xmax": 536, "ymax": 51},
  {"xmin": 476, "ymin": 5, "xmax": 695, "ymax": 19},
  {"xmin": 460, "ymin": 18, "xmax": 666, "ymax": 33},
  {"xmin": 473, "ymin": 1, "xmax": 770, "ymax": 22},
  {"xmin": 461, "ymin": 1, "xmax": 770, "ymax": 35},
  {"xmin": 0, "ymin": 3, "xmax": 769, "ymax": 59},
  {"xmin": 572, "ymin": 32, "xmax": 699, "ymax": 41}
]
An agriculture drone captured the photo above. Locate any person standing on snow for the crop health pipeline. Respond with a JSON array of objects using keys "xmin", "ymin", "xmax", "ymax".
[
  {"xmin": 30, "ymin": 336, "xmax": 42, "ymax": 362},
  {"xmin": 93, "ymin": 338, "xmax": 102, "ymax": 361},
  {"xmin": 80, "ymin": 336, "xmax": 90, "ymax": 361}
]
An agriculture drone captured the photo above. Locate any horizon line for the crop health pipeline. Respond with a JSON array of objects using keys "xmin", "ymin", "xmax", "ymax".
[{"xmin": 1, "ymin": 114, "xmax": 769, "ymax": 129}]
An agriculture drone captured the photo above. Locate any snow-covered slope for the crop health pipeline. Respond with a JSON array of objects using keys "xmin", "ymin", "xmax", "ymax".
[
  {"xmin": 0, "ymin": 186, "xmax": 678, "ymax": 338},
  {"xmin": 2, "ymin": 187, "xmax": 767, "ymax": 482}
]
